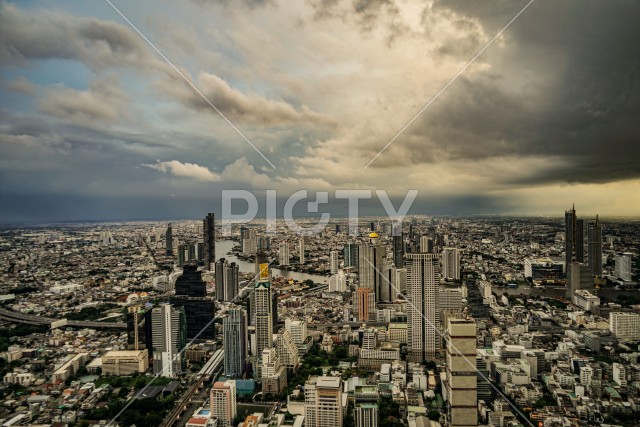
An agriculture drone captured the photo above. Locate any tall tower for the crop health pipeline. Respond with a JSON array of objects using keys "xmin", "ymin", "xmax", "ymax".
[
  {"xmin": 254, "ymin": 262, "xmax": 273, "ymax": 379},
  {"xmin": 588, "ymin": 216, "xmax": 602, "ymax": 277},
  {"xmin": 407, "ymin": 253, "xmax": 440, "ymax": 363},
  {"xmin": 392, "ymin": 222, "xmax": 404, "ymax": 267},
  {"xmin": 203, "ymin": 213, "xmax": 215, "ymax": 271},
  {"xmin": 358, "ymin": 232, "xmax": 388, "ymax": 302},
  {"xmin": 151, "ymin": 304, "xmax": 187, "ymax": 377},
  {"xmin": 564, "ymin": 205, "xmax": 576, "ymax": 281},
  {"xmin": 344, "ymin": 243, "xmax": 359, "ymax": 269},
  {"xmin": 172, "ymin": 265, "xmax": 215, "ymax": 339},
  {"xmin": 215, "ymin": 258, "xmax": 239, "ymax": 302},
  {"xmin": 165, "ymin": 223, "xmax": 173, "ymax": 257},
  {"xmin": 442, "ymin": 248, "xmax": 461, "ymax": 281},
  {"xmin": 575, "ymin": 219, "xmax": 585, "ymax": 263},
  {"xmin": 279, "ymin": 242, "xmax": 290, "ymax": 266},
  {"xmin": 330, "ymin": 250, "xmax": 339, "ymax": 275},
  {"xmin": 223, "ymin": 307, "xmax": 247, "ymax": 378},
  {"xmin": 445, "ymin": 317, "xmax": 477, "ymax": 427},
  {"xmin": 299, "ymin": 238, "xmax": 305, "ymax": 265}
]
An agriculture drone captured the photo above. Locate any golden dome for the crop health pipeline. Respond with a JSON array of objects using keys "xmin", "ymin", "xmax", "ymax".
[{"xmin": 368, "ymin": 232, "xmax": 380, "ymax": 238}]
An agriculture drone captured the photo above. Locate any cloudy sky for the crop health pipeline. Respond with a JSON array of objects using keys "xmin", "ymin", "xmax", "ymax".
[{"xmin": 1, "ymin": 0, "xmax": 639, "ymax": 223}]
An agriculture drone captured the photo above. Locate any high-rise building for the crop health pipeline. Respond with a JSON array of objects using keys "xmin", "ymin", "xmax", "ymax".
[
  {"xmin": 203, "ymin": 213, "xmax": 215, "ymax": 271},
  {"xmin": 172, "ymin": 265, "xmax": 215, "ymax": 340},
  {"xmin": 126, "ymin": 305, "xmax": 153, "ymax": 359},
  {"xmin": 165, "ymin": 223, "xmax": 173, "ymax": 257},
  {"xmin": 355, "ymin": 403, "xmax": 378, "ymax": 427},
  {"xmin": 299, "ymin": 238, "xmax": 306, "ymax": 264},
  {"xmin": 442, "ymin": 248, "xmax": 461, "ymax": 281},
  {"xmin": 566, "ymin": 262, "xmax": 593, "ymax": 299},
  {"xmin": 614, "ymin": 253, "xmax": 633, "ymax": 282},
  {"xmin": 223, "ymin": 308, "xmax": 247, "ymax": 378},
  {"xmin": 344, "ymin": 243, "xmax": 359, "ymax": 268},
  {"xmin": 330, "ymin": 250, "xmax": 339, "ymax": 274},
  {"xmin": 445, "ymin": 317, "xmax": 477, "ymax": 427},
  {"xmin": 279, "ymin": 242, "xmax": 290, "ymax": 266},
  {"xmin": 358, "ymin": 233, "xmax": 388, "ymax": 302},
  {"xmin": 407, "ymin": 253, "xmax": 440, "ymax": 362},
  {"xmin": 575, "ymin": 218, "xmax": 585, "ymax": 263},
  {"xmin": 353, "ymin": 287, "xmax": 376, "ymax": 322},
  {"xmin": 420, "ymin": 235, "xmax": 434, "ymax": 253},
  {"xmin": 304, "ymin": 376, "xmax": 343, "ymax": 427},
  {"xmin": 587, "ymin": 216, "xmax": 602, "ymax": 277},
  {"xmin": 210, "ymin": 380, "xmax": 237, "ymax": 427},
  {"xmin": 215, "ymin": 258, "xmax": 239, "ymax": 302},
  {"xmin": 392, "ymin": 223, "xmax": 404, "ymax": 268},
  {"xmin": 285, "ymin": 318, "xmax": 308, "ymax": 351},
  {"xmin": 254, "ymin": 262, "xmax": 273, "ymax": 379},
  {"xmin": 175, "ymin": 264, "xmax": 207, "ymax": 298},
  {"xmin": 565, "ymin": 205, "xmax": 576, "ymax": 281},
  {"xmin": 151, "ymin": 304, "xmax": 187, "ymax": 377},
  {"xmin": 275, "ymin": 328, "xmax": 300, "ymax": 372}
]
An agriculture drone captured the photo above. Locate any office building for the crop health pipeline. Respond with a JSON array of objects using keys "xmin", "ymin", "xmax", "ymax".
[
  {"xmin": 304, "ymin": 376, "xmax": 343, "ymax": 427},
  {"xmin": 223, "ymin": 308, "xmax": 247, "ymax": 378},
  {"xmin": 151, "ymin": 304, "xmax": 187, "ymax": 377},
  {"xmin": 172, "ymin": 266, "xmax": 215, "ymax": 340},
  {"xmin": 392, "ymin": 223, "xmax": 404, "ymax": 267},
  {"xmin": 203, "ymin": 213, "xmax": 215, "ymax": 270},
  {"xmin": 215, "ymin": 258, "xmax": 239, "ymax": 302},
  {"xmin": 285, "ymin": 318, "xmax": 308, "ymax": 347},
  {"xmin": 344, "ymin": 243, "xmax": 359, "ymax": 268},
  {"xmin": 566, "ymin": 262, "xmax": 594, "ymax": 299},
  {"xmin": 279, "ymin": 242, "xmax": 290, "ymax": 266},
  {"xmin": 330, "ymin": 250, "xmax": 339, "ymax": 274},
  {"xmin": 353, "ymin": 287, "xmax": 376, "ymax": 322},
  {"xmin": 102, "ymin": 350, "xmax": 149, "ymax": 376},
  {"xmin": 442, "ymin": 248, "xmax": 461, "ymax": 281},
  {"xmin": 358, "ymin": 233, "xmax": 388, "ymax": 302},
  {"xmin": 165, "ymin": 223, "xmax": 173, "ymax": 257},
  {"xmin": 524, "ymin": 257, "xmax": 564, "ymax": 283},
  {"xmin": 575, "ymin": 218, "xmax": 585, "ymax": 263},
  {"xmin": 210, "ymin": 380, "xmax": 237, "ymax": 427},
  {"xmin": 445, "ymin": 317, "xmax": 477, "ymax": 427},
  {"xmin": 407, "ymin": 253, "xmax": 440, "ymax": 362},
  {"xmin": 610, "ymin": 312, "xmax": 640, "ymax": 341},
  {"xmin": 587, "ymin": 216, "xmax": 602, "ymax": 276},
  {"xmin": 355, "ymin": 403, "xmax": 378, "ymax": 427},
  {"xmin": 127, "ymin": 305, "xmax": 153, "ymax": 358},
  {"xmin": 614, "ymin": 253, "xmax": 633, "ymax": 282}
]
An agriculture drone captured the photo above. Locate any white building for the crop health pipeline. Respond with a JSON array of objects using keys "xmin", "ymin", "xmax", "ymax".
[
  {"xmin": 279, "ymin": 242, "xmax": 290, "ymax": 266},
  {"xmin": 304, "ymin": 376, "xmax": 343, "ymax": 427},
  {"xmin": 572, "ymin": 290, "xmax": 600, "ymax": 311},
  {"xmin": 614, "ymin": 253, "xmax": 633, "ymax": 281},
  {"xmin": 610, "ymin": 312, "xmax": 640, "ymax": 342},
  {"xmin": 407, "ymin": 253, "xmax": 440, "ymax": 362},
  {"xmin": 612, "ymin": 363, "xmax": 627, "ymax": 386},
  {"xmin": 442, "ymin": 248, "xmax": 461, "ymax": 281},
  {"xmin": 330, "ymin": 250, "xmax": 339, "ymax": 275}
]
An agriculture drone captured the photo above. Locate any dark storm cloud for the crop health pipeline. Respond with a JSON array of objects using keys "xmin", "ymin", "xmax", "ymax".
[{"xmin": 369, "ymin": 0, "xmax": 640, "ymax": 186}]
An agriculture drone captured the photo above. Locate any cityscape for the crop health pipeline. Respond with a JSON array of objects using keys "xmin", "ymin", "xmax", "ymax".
[{"xmin": 1, "ymin": 1, "xmax": 640, "ymax": 427}]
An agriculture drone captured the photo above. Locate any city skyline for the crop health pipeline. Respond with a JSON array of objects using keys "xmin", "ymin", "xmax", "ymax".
[{"xmin": 1, "ymin": 1, "xmax": 640, "ymax": 223}]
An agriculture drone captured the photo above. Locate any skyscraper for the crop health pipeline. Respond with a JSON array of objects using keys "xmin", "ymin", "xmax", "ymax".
[
  {"xmin": 565, "ymin": 205, "xmax": 576, "ymax": 281},
  {"xmin": 587, "ymin": 216, "xmax": 602, "ymax": 277},
  {"xmin": 299, "ymin": 238, "xmax": 305, "ymax": 264},
  {"xmin": 445, "ymin": 317, "xmax": 477, "ymax": 427},
  {"xmin": 330, "ymin": 250, "xmax": 339, "ymax": 274},
  {"xmin": 353, "ymin": 287, "xmax": 375, "ymax": 322},
  {"xmin": 575, "ymin": 218, "xmax": 585, "ymax": 263},
  {"xmin": 358, "ymin": 233, "xmax": 388, "ymax": 302},
  {"xmin": 151, "ymin": 304, "xmax": 187, "ymax": 377},
  {"xmin": 165, "ymin": 223, "xmax": 173, "ymax": 257},
  {"xmin": 392, "ymin": 222, "xmax": 404, "ymax": 267},
  {"xmin": 203, "ymin": 213, "xmax": 215, "ymax": 270},
  {"xmin": 254, "ymin": 262, "xmax": 273, "ymax": 379},
  {"xmin": 210, "ymin": 380, "xmax": 237, "ymax": 427},
  {"xmin": 304, "ymin": 376, "xmax": 343, "ymax": 427},
  {"xmin": 126, "ymin": 305, "xmax": 153, "ymax": 360},
  {"xmin": 442, "ymin": 248, "xmax": 461, "ymax": 281},
  {"xmin": 279, "ymin": 242, "xmax": 290, "ymax": 266},
  {"xmin": 215, "ymin": 258, "xmax": 239, "ymax": 302},
  {"xmin": 344, "ymin": 243, "xmax": 359, "ymax": 269},
  {"xmin": 355, "ymin": 403, "xmax": 378, "ymax": 427},
  {"xmin": 407, "ymin": 253, "xmax": 440, "ymax": 363},
  {"xmin": 172, "ymin": 265, "xmax": 215, "ymax": 340},
  {"xmin": 275, "ymin": 328, "xmax": 300, "ymax": 372},
  {"xmin": 223, "ymin": 307, "xmax": 247, "ymax": 378}
]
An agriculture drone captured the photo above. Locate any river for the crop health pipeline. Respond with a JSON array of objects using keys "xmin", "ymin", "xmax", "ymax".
[{"xmin": 216, "ymin": 240, "xmax": 329, "ymax": 284}]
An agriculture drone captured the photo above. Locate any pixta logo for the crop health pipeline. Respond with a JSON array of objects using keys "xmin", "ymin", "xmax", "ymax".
[{"xmin": 221, "ymin": 189, "xmax": 418, "ymax": 236}]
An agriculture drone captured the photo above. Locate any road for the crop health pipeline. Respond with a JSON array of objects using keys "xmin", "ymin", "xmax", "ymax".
[{"xmin": 0, "ymin": 307, "xmax": 126, "ymax": 330}]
